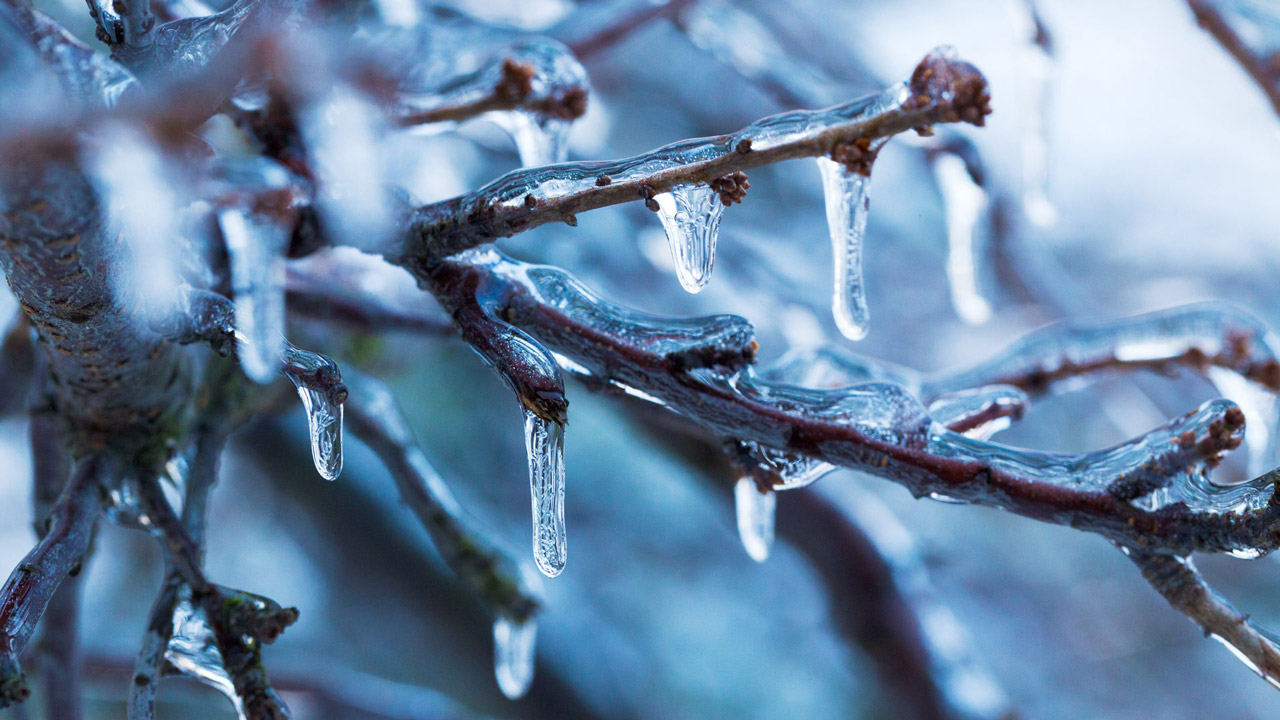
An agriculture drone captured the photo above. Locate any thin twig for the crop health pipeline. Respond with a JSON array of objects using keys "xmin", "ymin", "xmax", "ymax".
[{"xmin": 1188, "ymin": 0, "xmax": 1280, "ymax": 120}]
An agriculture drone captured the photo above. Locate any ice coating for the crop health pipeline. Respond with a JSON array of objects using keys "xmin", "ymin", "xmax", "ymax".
[
  {"xmin": 166, "ymin": 590, "xmax": 244, "ymax": 717},
  {"xmin": 489, "ymin": 110, "xmax": 572, "ymax": 167},
  {"xmin": 733, "ymin": 440, "xmax": 834, "ymax": 492},
  {"xmin": 816, "ymin": 157, "xmax": 873, "ymax": 340},
  {"xmin": 282, "ymin": 342, "xmax": 345, "ymax": 481},
  {"xmin": 654, "ymin": 183, "xmax": 725, "ymax": 293},
  {"xmin": 926, "ymin": 385, "xmax": 1027, "ymax": 440},
  {"xmin": 930, "ymin": 151, "xmax": 992, "ymax": 325},
  {"xmin": 734, "ymin": 477, "xmax": 776, "ymax": 562},
  {"xmin": 524, "ymin": 409, "xmax": 566, "ymax": 577},
  {"xmin": 219, "ymin": 208, "xmax": 286, "ymax": 384},
  {"xmin": 493, "ymin": 613, "xmax": 537, "ymax": 699}
]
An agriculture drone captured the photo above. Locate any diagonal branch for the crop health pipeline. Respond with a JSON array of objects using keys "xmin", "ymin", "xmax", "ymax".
[
  {"xmin": 1188, "ymin": 0, "xmax": 1280, "ymax": 121},
  {"xmin": 0, "ymin": 452, "xmax": 115, "ymax": 707},
  {"xmin": 1128, "ymin": 547, "xmax": 1280, "ymax": 688}
]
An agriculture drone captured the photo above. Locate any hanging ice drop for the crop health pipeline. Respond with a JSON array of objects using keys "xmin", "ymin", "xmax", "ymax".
[
  {"xmin": 282, "ymin": 343, "xmax": 344, "ymax": 481},
  {"xmin": 932, "ymin": 152, "xmax": 992, "ymax": 325},
  {"xmin": 219, "ymin": 208, "xmax": 286, "ymax": 383},
  {"xmin": 816, "ymin": 157, "xmax": 873, "ymax": 340},
  {"xmin": 654, "ymin": 183, "xmax": 725, "ymax": 293},
  {"xmin": 493, "ymin": 613, "xmax": 537, "ymax": 700},
  {"xmin": 734, "ymin": 477, "xmax": 775, "ymax": 562},
  {"xmin": 492, "ymin": 111, "xmax": 571, "ymax": 167},
  {"xmin": 524, "ymin": 409, "xmax": 566, "ymax": 577}
]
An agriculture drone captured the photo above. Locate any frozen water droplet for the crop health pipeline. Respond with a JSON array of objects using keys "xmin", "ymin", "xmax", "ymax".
[
  {"xmin": 523, "ymin": 409, "xmax": 566, "ymax": 577},
  {"xmin": 283, "ymin": 343, "xmax": 344, "ymax": 481},
  {"xmin": 816, "ymin": 157, "xmax": 873, "ymax": 340},
  {"xmin": 931, "ymin": 152, "xmax": 992, "ymax": 325},
  {"xmin": 491, "ymin": 111, "xmax": 571, "ymax": 167},
  {"xmin": 219, "ymin": 208, "xmax": 286, "ymax": 384},
  {"xmin": 734, "ymin": 477, "xmax": 775, "ymax": 562},
  {"xmin": 654, "ymin": 184, "xmax": 725, "ymax": 293},
  {"xmin": 167, "ymin": 590, "xmax": 244, "ymax": 717},
  {"xmin": 493, "ymin": 613, "xmax": 537, "ymax": 699}
]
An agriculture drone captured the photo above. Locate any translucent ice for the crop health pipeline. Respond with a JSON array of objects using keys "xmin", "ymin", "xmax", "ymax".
[
  {"xmin": 219, "ymin": 208, "xmax": 286, "ymax": 384},
  {"xmin": 282, "ymin": 342, "xmax": 344, "ymax": 481},
  {"xmin": 931, "ymin": 151, "xmax": 992, "ymax": 325},
  {"xmin": 734, "ymin": 477, "xmax": 776, "ymax": 562},
  {"xmin": 493, "ymin": 613, "xmax": 537, "ymax": 699},
  {"xmin": 654, "ymin": 183, "xmax": 725, "ymax": 293},
  {"xmin": 816, "ymin": 157, "xmax": 874, "ymax": 340},
  {"xmin": 524, "ymin": 409, "xmax": 566, "ymax": 577}
]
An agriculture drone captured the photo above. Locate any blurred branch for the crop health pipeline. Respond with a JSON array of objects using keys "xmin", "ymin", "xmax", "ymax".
[
  {"xmin": 0, "ymin": 453, "xmax": 114, "ymax": 707},
  {"xmin": 1129, "ymin": 548, "xmax": 1280, "ymax": 687},
  {"xmin": 1188, "ymin": 0, "xmax": 1280, "ymax": 120}
]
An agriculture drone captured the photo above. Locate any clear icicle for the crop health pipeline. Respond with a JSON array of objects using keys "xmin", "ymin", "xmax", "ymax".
[
  {"xmin": 491, "ymin": 111, "xmax": 571, "ymax": 167},
  {"xmin": 931, "ymin": 152, "xmax": 993, "ymax": 325},
  {"xmin": 282, "ymin": 343, "xmax": 344, "ymax": 481},
  {"xmin": 524, "ymin": 409, "xmax": 566, "ymax": 577},
  {"xmin": 734, "ymin": 477, "xmax": 776, "ymax": 563},
  {"xmin": 167, "ymin": 591, "xmax": 245, "ymax": 718},
  {"xmin": 493, "ymin": 613, "xmax": 537, "ymax": 699},
  {"xmin": 654, "ymin": 184, "xmax": 726, "ymax": 293},
  {"xmin": 816, "ymin": 157, "xmax": 874, "ymax": 340},
  {"xmin": 219, "ymin": 208, "xmax": 286, "ymax": 384}
]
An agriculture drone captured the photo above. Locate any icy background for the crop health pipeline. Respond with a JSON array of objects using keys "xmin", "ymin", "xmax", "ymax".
[{"xmin": 6, "ymin": 0, "xmax": 1280, "ymax": 717}]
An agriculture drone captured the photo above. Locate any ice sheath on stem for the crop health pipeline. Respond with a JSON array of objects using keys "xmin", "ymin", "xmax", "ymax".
[
  {"xmin": 816, "ymin": 157, "xmax": 874, "ymax": 340},
  {"xmin": 524, "ymin": 409, "xmax": 566, "ymax": 577},
  {"xmin": 654, "ymin": 183, "xmax": 726, "ymax": 293},
  {"xmin": 734, "ymin": 477, "xmax": 775, "ymax": 562}
]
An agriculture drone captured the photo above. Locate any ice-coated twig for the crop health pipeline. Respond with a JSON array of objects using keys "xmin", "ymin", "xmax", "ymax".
[
  {"xmin": 1188, "ymin": 0, "xmax": 1280, "ymax": 121},
  {"xmin": 133, "ymin": 474, "xmax": 297, "ymax": 719},
  {"xmin": 1129, "ymin": 547, "xmax": 1280, "ymax": 689},
  {"xmin": 0, "ymin": 453, "xmax": 115, "ymax": 707},
  {"xmin": 343, "ymin": 372, "xmax": 541, "ymax": 624},
  {"xmin": 286, "ymin": 268, "xmax": 455, "ymax": 336},
  {"xmin": 386, "ymin": 49, "xmax": 990, "ymax": 266},
  {"xmin": 422, "ymin": 250, "xmax": 1280, "ymax": 559}
]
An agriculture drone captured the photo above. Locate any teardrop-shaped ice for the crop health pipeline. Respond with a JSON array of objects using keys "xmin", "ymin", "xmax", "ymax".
[
  {"xmin": 166, "ymin": 592, "xmax": 245, "ymax": 718},
  {"xmin": 654, "ymin": 184, "xmax": 726, "ymax": 293},
  {"xmin": 815, "ymin": 157, "xmax": 873, "ymax": 340},
  {"xmin": 734, "ymin": 477, "xmax": 775, "ymax": 562},
  {"xmin": 219, "ymin": 208, "xmax": 286, "ymax": 384},
  {"xmin": 493, "ymin": 613, "xmax": 537, "ymax": 700},
  {"xmin": 523, "ymin": 409, "xmax": 566, "ymax": 577},
  {"xmin": 931, "ymin": 152, "xmax": 992, "ymax": 325},
  {"xmin": 282, "ymin": 343, "xmax": 344, "ymax": 481}
]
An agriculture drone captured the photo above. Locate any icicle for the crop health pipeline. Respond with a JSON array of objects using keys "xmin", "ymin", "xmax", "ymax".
[
  {"xmin": 734, "ymin": 477, "xmax": 775, "ymax": 562},
  {"xmin": 653, "ymin": 184, "xmax": 725, "ymax": 293},
  {"xmin": 219, "ymin": 208, "xmax": 286, "ymax": 384},
  {"xmin": 493, "ymin": 613, "xmax": 537, "ymax": 700},
  {"xmin": 491, "ymin": 111, "xmax": 571, "ymax": 167},
  {"xmin": 1009, "ymin": 0, "xmax": 1057, "ymax": 226},
  {"xmin": 167, "ymin": 590, "xmax": 245, "ymax": 718},
  {"xmin": 523, "ymin": 409, "xmax": 566, "ymax": 577},
  {"xmin": 282, "ymin": 343, "xmax": 344, "ymax": 481},
  {"xmin": 931, "ymin": 152, "xmax": 992, "ymax": 325},
  {"xmin": 816, "ymin": 157, "xmax": 873, "ymax": 340}
]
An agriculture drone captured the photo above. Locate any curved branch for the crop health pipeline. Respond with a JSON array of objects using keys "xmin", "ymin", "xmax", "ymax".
[{"xmin": 1188, "ymin": 0, "xmax": 1280, "ymax": 121}]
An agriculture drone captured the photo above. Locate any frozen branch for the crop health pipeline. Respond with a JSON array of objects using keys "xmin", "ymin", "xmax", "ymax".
[
  {"xmin": 387, "ymin": 49, "xmax": 991, "ymax": 266},
  {"xmin": 1129, "ymin": 547, "xmax": 1280, "ymax": 689},
  {"xmin": 0, "ymin": 453, "xmax": 114, "ymax": 707},
  {"xmin": 344, "ymin": 372, "xmax": 541, "ymax": 624}
]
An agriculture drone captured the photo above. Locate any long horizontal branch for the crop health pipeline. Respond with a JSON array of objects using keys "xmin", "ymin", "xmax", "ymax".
[
  {"xmin": 420, "ymin": 250, "xmax": 1280, "ymax": 558},
  {"xmin": 389, "ymin": 49, "xmax": 991, "ymax": 266}
]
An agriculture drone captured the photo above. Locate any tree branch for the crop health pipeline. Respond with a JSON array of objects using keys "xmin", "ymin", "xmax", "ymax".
[{"xmin": 1188, "ymin": 0, "xmax": 1280, "ymax": 121}]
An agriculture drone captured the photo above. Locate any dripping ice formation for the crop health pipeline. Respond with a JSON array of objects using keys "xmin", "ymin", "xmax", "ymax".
[
  {"xmin": 524, "ymin": 409, "xmax": 567, "ymax": 577},
  {"xmin": 219, "ymin": 208, "xmax": 286, "ymax": 384},
  {"xmin": 654, "ymin": 183, "xmax": 726, "ymax": 293},
  {"xmin": 282, "ymin": 343, "xmax": 345, "ymax": 481},
  {"xmin": 166, "ymin": 590, "xmax": 245, "ymax": 718},
  {"xmin": 931, "ymin": 151, "xmax": 993, "ymax": 325},
  {"xmin": 490, "ymin": 110, "xmax": 572, "ymax": 167},
  {"xmin": 734, "ymin": 477, "xmax": 776, "ymax": 562},
  {"xmin": 816, "ymin": 157, "xmax": 873, "ymax": 340},
  {"xmin": 493, "ymin": 613, "xmax": 537, "ymax": 699}
]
